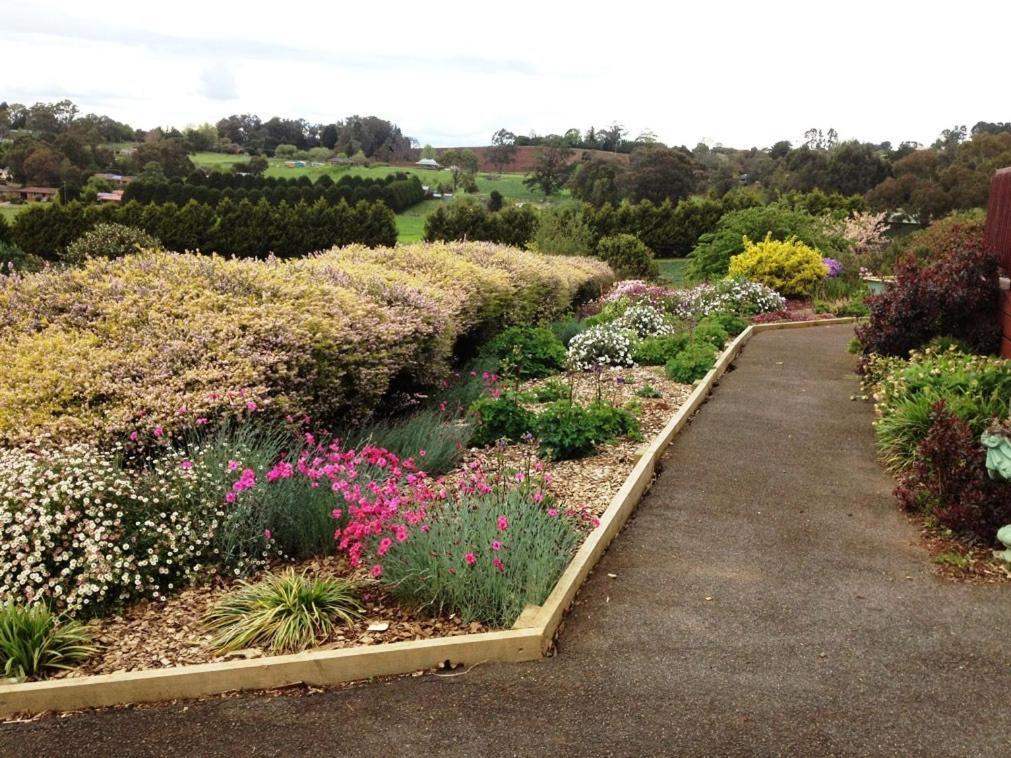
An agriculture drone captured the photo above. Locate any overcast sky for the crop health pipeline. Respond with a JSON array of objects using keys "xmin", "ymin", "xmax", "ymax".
[{"xmin": 3, "ymin": 0, "xmax": 1008, "ymax": 149}]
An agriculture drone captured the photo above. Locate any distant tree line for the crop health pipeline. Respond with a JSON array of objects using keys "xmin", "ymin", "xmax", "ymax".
[
  {"xmin": 123, "ymin": 172, "xmax": 425, "ymax": 213},
  {"xmin": 10, "ymin": 197, "xmax": 396, "ymax": 259}
]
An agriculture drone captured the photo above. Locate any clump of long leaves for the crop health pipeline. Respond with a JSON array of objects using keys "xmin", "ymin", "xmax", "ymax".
[{"xmin": 0, "ymin": 605, "xmax": 95, "ymax": 681}]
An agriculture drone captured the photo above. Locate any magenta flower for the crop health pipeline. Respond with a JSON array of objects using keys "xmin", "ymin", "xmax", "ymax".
[
  {"xmin": 377, "ymin": 537, "xmax": 393, "ymax": 556},
  {"xmin": 153, "ymin": 425, "xmax": 163, "ymax": 438},
  {"xmin": 497, "ymin": 515, "xmax": 509, "ymax": 531},
  {"xmin": 179, "ymin": 459, "xmax": 193, "ymax": 471},
  {"xmin": 227, "ymin": 459, "xmax": 241, "ymax": 471},
  {"xmin": 246, "ymin": 401, "xmax": 258, "ymax": 412},
  {"xmin": 492, "ymin": 557, "xmax": 505, "ymax": 572},
  {"xmin": 263, "ymin": 529, "xmax": 272, "ymax": 541},
  {"xmin": 129, "ymin": 431, "xmax": 139, "ymax": 442},
  {"xmin": 195, "ymin": 417, "xmax": 208, "ymax": 426},
  {"xmin": 490, "ymin": 540, "xmax": 502, "ymax": 551},
  {"xmin": 225, "ymin": 492, "xmax": 236, "ymax": 504},
  {"xmin": 547, "ymin": 508, "xmax": 559, "ymax": 518},
  {"xmin": 395, "ymin": 526, "xmax": 408, "ymax": 542},
  {"xmin": 370, "ymin": 564, "xmax": 383, "ymax": 578},
  {"xmin": 464, "ymin": 552, "xmax": 476, "ymax": 566}
]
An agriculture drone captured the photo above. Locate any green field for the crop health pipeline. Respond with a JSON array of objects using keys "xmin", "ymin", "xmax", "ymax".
[
  {"xmin": 188, "ymin": 153, "xmax": 575, "ymax": 243},
  {"xmin": 656, "ymin": 258, "xmax": 689, "ymax": 286}
]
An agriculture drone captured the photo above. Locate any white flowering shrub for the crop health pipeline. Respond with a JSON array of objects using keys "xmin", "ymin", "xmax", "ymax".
[
  {"xmin": 0, "ymin": 444, "xmax": 269, "ymax": 615},
  {"xmin": 566, "ymin": 324, "xmax": 635, "ymax": 370},
  {"xmin": 668, "ymin": 278, "xmax": 785, "ymax": 320},
  {"xmin": 615, "ymin": 304, "xmax": 675, "ymax": 338}
]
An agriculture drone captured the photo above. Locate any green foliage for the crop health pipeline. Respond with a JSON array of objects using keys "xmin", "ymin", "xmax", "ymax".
[
  {"xmin": 380, "ymin": 483, "xmax": 580, "ymax": 626},
  {"xmin": 635, "ymin": 384, "xmax": 662, "ymax": 399},
  {"xmin": 632, "ymin": 333, "xmax": 690, "ymax": 365},
  {"xmin": 469, "ymin": 394, "xmax": 537, "ymax": 446},
  {"xmin": 423, "ymin": 201, "xmax": 539, "ymax": 248},
  {"xmin": 548, "ymin": 316, "xmax": 585, "ymax": 347},
  {"xmin": 348, "ymin": 410, "xmax": 471, "ymax": 476},
  {"xmin": 11, "ymin": 198, "xmax": 397, "ymax": 260},
  {"xmin": 687, "ymin": 206, "xmax": 846, "ymax": 281},
  {"xmin": 63, "ymin": 222, "xmax": 162, "ymax": 264},
  {"xmin": 523, "ymin": 143, "xmax": 574, "ymax": 195},
  {"xmin": 665, "ymin": 342, "xmax": 718, "ymax": 383},
  {"xmin": 204, "ymin": 571, "xmax": 362, "ymax": 653},
  {"xmin": 692, "ymin": 319, "xmax": 730, "ymax": 348},
  {"xmin": 597, "ymin": 233, "xmax": 659, "ymax": 279},
  {"xmin": 700, "ymin": 312, "xmax": 748, "ymax": 336},
  {"xmin": 530, "ymin": 378, "xmax": 571, "ymax": 403},
  {"xmin": 486, "ymin": 326, "xmax": 567, "ymax": 379},
  {"xmin": 0, "ymin": 606, "xmax": 95, "ymax": 681},
  {"xmin": 535, "ymin": 400, "xmax": 639, "ymax": 461},
  {"xmin": 533, "ymin": 205, "xmax": 595, "ymax": 256}
]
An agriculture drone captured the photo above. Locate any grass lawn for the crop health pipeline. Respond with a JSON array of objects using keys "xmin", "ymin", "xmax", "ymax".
[
  {"xmin": 656, "ymin": 258, "xmax": 689, "ymax": 286},
  {"xmin": 395, "ymin": 199, "xmax": 444, "ymax": 243}
]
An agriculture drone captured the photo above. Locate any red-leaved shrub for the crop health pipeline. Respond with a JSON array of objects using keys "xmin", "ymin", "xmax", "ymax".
[
  {"xmin": 856, "ymin": 229, "xmax": 1000, "ymax": 358},
  {"xmin": 894, "ymin": 402, "xmax": 1011, "ymax": 542}
]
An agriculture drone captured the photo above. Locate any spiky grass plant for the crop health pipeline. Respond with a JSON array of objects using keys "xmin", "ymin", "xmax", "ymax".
[
  {"xmin": 0, "ymin": 605, "xmax": 95, "ymax": 681},
  {"xmin": 204, "ymin": 571, "xmax": 362, "ymax": 654}
]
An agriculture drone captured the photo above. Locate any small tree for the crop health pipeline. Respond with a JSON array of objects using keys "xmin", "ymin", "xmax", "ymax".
[
  {"xmin": 488, "ymin": 129, "xmax": 517, "ymax": 174},
  {"xmin": 524, "ymin": 142, "xmax": 573, "ymax": 196},
  {"xmin": 439, "ymin": 148, "xmax": 479, "ymax": 192},
  {"xmin": 246, "ymin": 155, "xmax": 269, "ymax": 175},
  {"xmin": 274, "ymin": 144, "xmax": 297, "ymax": 158}
]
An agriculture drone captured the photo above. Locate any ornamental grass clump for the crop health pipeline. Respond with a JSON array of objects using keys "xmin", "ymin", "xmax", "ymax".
[
  {"xmin": 376, "ymin": 464, "xmax": 582, "ymax": 627},
  {"xmin": 0, "ymin": 605, "xmax": 95, "ymax": 681},
  {"xmin": 204, "ymin": 570, "xmax": 362, "ymax": 653}
]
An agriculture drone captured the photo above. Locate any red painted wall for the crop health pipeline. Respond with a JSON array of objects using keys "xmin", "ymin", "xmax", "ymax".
[{"xmin": 984, "ymin": 168, "xmax": 1011, "ymax": 358}]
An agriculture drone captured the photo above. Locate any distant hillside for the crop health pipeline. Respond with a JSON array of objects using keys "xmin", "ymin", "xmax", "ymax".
[{"xmin": 402, "ymin": 146, "xmax": 630, "ymax": 173}]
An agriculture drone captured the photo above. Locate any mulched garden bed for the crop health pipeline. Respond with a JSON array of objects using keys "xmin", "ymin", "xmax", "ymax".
[{"xmin": 57, "ymin": 365, "xmax": 692, "ymax": 677}]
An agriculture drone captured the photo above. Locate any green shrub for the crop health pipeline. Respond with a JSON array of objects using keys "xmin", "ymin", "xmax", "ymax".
[
  {"xmin": 63, "ymin": 222, "xmax": 161, "ymax": 264},
  {"xmin": 531, "ymin": 378, "xmax": 571, "ymax": 403},
  {"xmin": 549, "ymin": 316, "xmax": 585, "ymax": 347},
  {"xmin": 423, "ymin": 201, "xmax": 539, "ymax": 248},
  {"xmin": 204, "ymin": 570, "xmax": 362, "ymax": 653},
  {"xmin": 727, "ymin": 234, "xmax": 828, "ymax": 297},
  {"xmin": 665, "ymin": 342, "xmax": 718, "ymax": 382},
  {"xmin": 692, "ymin": 319, "xmax": 730, "ymax": 348},
  {"xmin": 469, "ymin": 394, "xmax": 536, "ymax": 446},
  {"xmin": 586, "ymin": 402, "xmax": 640, "ymax": 442},
  {"xmin": 596, "ymin": 233, "xmax": 659, "ymax": 279},
  {"xmin": 534, "ymin": 206, "xmax": 594, "ymax": 256},
  {"xmin": 535, "ymin": 401, "xmax": 600, "ymax": 460},
  {"xmin": 632, "ymin": 333, "xmax": 690, "ymax": 365},
  {"xmin": 700, "ymin": 312, "xmax": 748, "ymax": 336},
  {"xmin": 486, "ymin": 326, "xmax": 567, "ymax": 379},
  {"xmin": 687, "ymin": 205, "xmax": 847, "ymax": 281},
  {"xmin": 0, "ymin": 606, "xmax": 95, "ymax": 681},
  {"xmin": 834, "ymin": 300, "xmax": 870, "ymax": 318},
  {"xmin": 379, "ymin": 481, "xmax": 580, "ymax": 626}
]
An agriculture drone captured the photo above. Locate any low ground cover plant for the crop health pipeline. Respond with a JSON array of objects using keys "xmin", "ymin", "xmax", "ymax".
[
  {"xmin": 665, "ymin": 341, "xmax": 719, "ymax": 383},
  {"xmin": 535, "ymin": 401, "xmax": 640, "ymax": 461}
]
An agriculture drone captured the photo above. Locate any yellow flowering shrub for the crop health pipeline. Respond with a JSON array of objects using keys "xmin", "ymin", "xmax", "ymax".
[
  {"xmin": 0, "ymin": 243, "xmax": 612, "ymax": 447},
  {"xmin": 727, "ymin": 233, "xmax": 828, "ymax": 297}
]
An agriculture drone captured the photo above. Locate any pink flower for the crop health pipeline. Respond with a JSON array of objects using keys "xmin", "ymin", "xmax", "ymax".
[
  {"xmin": 263, "ymin": 529, "xmax": 272, "ymax": 541},
  {"xmin": 246, "ymin": 401, "xmax": 258, "ymax": 412},
  {"xmin": 497, "ymin": 515, "xmax": 509, "ymax": 531},
  {"xmin": 370, "ymin": 564, "xmax": 383, "ymax": 579},
  {"xmin": 464, "ymin": 552, "xmax": 476, "ymax": 566},
  {"xmin": 129, "ymin": 431, "xmax": 139, "ymax": 442},
  {"xmin": 438, "ymin": 402, "xmax": 447, "ymax": 412},
  {"xmin": 490, "ymin": 540, "xmax": 502, "ymax": 552},
  {"xmin": 196, "ymin": 417, "xmax": 208, "ymax": 426},
  {"xmin": 420, "ymin": 524, "xmax": 430, "ymax": 533},
  {"xmin": 227, "ymin": 460, "xmax": 240, "ymax": 471},
  {"xmin": 547, "ymin": 508, "xmax": 559, "ymax": 518},
  {"xmin": 492, "ymin": 557, "xmax": 504, "ymax": 572},
  {"xmin": 395, "ymin": 526, "xmax": 408, "ymax": 542},
  {"xmin": 179, "ymin": 459, "xmax": 193, "ymax": 471},
  {"xmin": 225, "ymin": 492, "xmax": 236, "ymax": 504},
  {"xmin": 377, "ymin": 537, "xmax": 393, "ymax": 556},
  {"xmin": 418, "ymin": 449, "xmax": 426, "ymax": 458},
  {"xmin": 532, "ymin": 491, "xmax": 544, "ymax": 504},
  {"xmin": 514, "ymin": 472, "xmax": 525, "ymax": 482},
  {"xmin": 153, "ymin": 425, "xmax": 163, "ymax": 438},
  {"xmin": 590, "ymin": 516, "xmax": 601, "ymax": 528},
  {"xmin": 331, "ymin": 508, "xmax": 343, "ymax": 519}
]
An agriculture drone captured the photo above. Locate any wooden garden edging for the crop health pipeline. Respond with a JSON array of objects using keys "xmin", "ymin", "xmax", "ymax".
[{"xmin": 0, "ymin": 317, "xmax": 856, "ymax": 718}]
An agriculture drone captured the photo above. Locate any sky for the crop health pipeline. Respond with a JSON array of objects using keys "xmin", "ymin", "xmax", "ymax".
[{"xmin": 3, "ymin": 0, "xmax": 1009, "ymax": 149}]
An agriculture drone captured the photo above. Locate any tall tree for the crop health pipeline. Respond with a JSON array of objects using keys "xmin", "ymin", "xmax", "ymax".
[
  {"xmin": 487, "ymin": 129, "xmax": 517, "ymax": 174},
  {"xmin": 523, "ymin": 142, "xmax": 574, "ymax": 195},
  {"xmin": 621, "ymin": 146, "xmax": 697, "ymax": 204}
]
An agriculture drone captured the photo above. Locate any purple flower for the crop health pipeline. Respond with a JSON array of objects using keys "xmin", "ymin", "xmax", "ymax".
[{"xmin": 822, "ymin": 257, "xmax": 843, "ymax": 278}]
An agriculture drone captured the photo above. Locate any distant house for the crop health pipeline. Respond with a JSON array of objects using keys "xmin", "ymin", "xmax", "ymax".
[
  {"xmin": 284, "ymin": 160, "xmax": 307, "ymax": 169},
  {"xmin": 97, "ymin": 190, "xmax": 124, "ymax": 203},
  {"xmin": 328, "ymin": 155, "xmax": 352, "ymax": 165},
  {"xmin": 18, "ymin": 186, "xmax": 59, "ymax": 202},
  {"xmin": 0, "ymin": 184, "xmax": 19, "ymax": 200},
  {"xmin": 416, "ymin": 158, "xmax": 441, "ymax": 170},
  {"xmin": 95, "ymin": 173, "xmax": 134, "ymax": 186}
]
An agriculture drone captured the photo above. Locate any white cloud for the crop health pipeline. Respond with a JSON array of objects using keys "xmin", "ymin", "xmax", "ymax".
[
  {"xmin": 2, "ymin": 0, "xmax": 1010, "ymax": 148},
  {"xmin": 199, "ymin": 64, "xmax": 238, "ymax": 101}
]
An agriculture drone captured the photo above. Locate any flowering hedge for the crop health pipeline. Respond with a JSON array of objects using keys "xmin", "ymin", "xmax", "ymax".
[{"xmin": 0, "ymin": 243, "xmax": 612, "ymax": 447}]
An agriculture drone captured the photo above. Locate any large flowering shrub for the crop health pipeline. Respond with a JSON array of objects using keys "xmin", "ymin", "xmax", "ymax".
[
  {"xmin": 615, "ymin": 304, "xmax": 675, "ymax": 338},
  {"xmin": 0, "ymin": 243, "xmax": 612, "ymax": 448},
  {"xmin": 667, "ymin": 278, "xmax": 785, "ymax": 320},
  {"xmin": 727, "ymin": 234, "xmax": 828, "ymax": 297},
  {"xmin": 566, "ymin": 324, "xmax": 635, "ymax": 370},
  {"xmin": 0, "ymin": 444, "xmax": 229, "ymax": 614}
]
